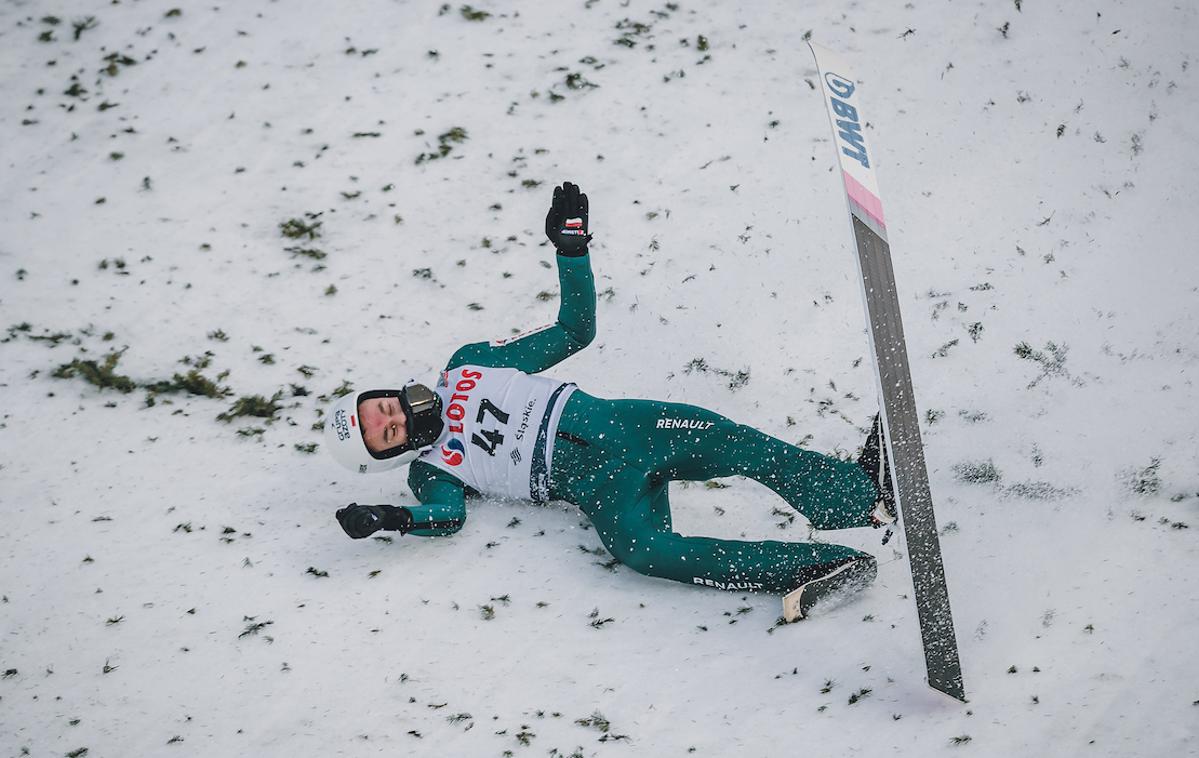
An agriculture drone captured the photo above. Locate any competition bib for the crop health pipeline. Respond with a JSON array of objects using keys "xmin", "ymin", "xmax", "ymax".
[{"xmin": 419, "ymin": 365, "xmax": 574, "ymax": 501}]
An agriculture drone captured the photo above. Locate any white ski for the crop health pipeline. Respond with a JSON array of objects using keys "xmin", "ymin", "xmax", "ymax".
[{"xmin": 808, "ymin": 41, "xmax": 966, "ymax": 702}]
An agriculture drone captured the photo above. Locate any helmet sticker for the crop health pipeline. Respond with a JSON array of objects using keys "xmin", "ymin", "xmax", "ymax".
[{"xmin": 332, "ymin": 409, "xmax": 352, "ymax": 441}]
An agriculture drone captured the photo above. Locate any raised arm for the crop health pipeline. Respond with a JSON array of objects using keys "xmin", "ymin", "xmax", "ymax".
[
  {"xmin": 446, "ymin": 182, "xmax": 596, "ymax": 374},
  {"xmin": 447, "ymin": 253, "xmax": 594, "ymax": 373}
]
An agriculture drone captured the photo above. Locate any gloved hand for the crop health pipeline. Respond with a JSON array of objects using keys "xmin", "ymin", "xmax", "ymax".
[
  {"xmin": 544, "ymin": 181, "xmax": 591, "ymax": 256},
  {"xmin": 335, "ymin": 503, "xmax": 413, "ymax": 539}
]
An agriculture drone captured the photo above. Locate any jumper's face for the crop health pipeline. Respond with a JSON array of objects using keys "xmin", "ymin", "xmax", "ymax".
[{"xmin": 358, "ymin": 395, "xmax": 408, "ymax": 453}]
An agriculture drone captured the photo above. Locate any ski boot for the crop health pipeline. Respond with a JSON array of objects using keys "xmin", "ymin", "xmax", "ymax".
[
  {"xmin": 782, "ymin": 555, "xmax": 878, "ymax": 622},
  {"xmin": 859, "ymin": 414, "xmax": 897, "ymax": 536}
]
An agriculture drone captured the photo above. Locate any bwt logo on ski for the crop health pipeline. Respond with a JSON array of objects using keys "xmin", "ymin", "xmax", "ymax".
[
  {"xmin": 824, "ymin": 71, "xmax": 870, "ymax": 169},
  {"xmin": 441, "ymin": 438, "xmax": 465, "ymax": 466}
]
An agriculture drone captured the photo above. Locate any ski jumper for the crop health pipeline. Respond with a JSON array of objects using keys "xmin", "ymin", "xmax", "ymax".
[{"xmin": 404, "ymin": 252, "xmax": 879, "ymax": 595}]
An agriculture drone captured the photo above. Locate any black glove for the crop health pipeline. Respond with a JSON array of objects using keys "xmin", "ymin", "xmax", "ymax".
[
  {"xmin": 335, "ymin": 503, "xmax": 413, "ymax": 539},
  {"xmin": 544, "ymin": 181, "xmax": 591, "ymax": 256}
]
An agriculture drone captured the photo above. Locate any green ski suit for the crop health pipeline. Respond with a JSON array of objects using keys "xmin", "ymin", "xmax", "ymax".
[{"xmin": 404, "ymin": 252, "xmax": 879, "ymax": 596}]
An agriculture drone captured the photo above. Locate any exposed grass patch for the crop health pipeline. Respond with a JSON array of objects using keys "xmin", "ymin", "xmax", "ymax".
[
  {"xmin": 238, "ymin": 617, "xmax": 273, "ymax": 639},
  {"xmin": 144, "ymin": 369, "xmax": 232, "ymax": 399},
  {"xmin": 415, "ymin": 127, "xmax": 468, "ymax": 164},
  {"xmin": 217, "ymin": 392, "xmax": 284, "ymax": 423},
  {"xmin": 26, "ymin": 329, "xmax": 74, "ymax": 346},
  {"xmin": 613, "ymin": 17, "xmax": 653, "ymax": 48},
  {"xmin": 1014, "ymin": 340, "xmax": 1080, "ymax": 388},
  {"xmin": 847, "ymin": 687, "xmax": 872, "ymax": 705},
  {"xmin": 101, "ymin": 52, "xmax": 137, "ymax": 77},
  {"xmin": 285, "ymin": 246, "xmax": 326, "ymax": 260},
  {"xmin": 319, "ymin": 380, "xmax": 354, "ymax": 402},
  {"xmin": 1003, "ymin": 481, "xmax": 1078, "ymax": 500},
  {"xmin": 931, "ymin": 338, "xmax": 960, "ymax": 358},
  {"xmin": 53, "ymin": 351, "xmax": 137, "ymax": 393},
  {"xmin": 1123, "ymin": 458, "xmax": 1161, "ymax": 496},
  {"xmin": 280, "ymin": 214, "xmax": 323, "ymax": 240},
  {"xmin": 952, "ymin": 459, "xmax": 1002, "ymax": 484},
  {"xmin": 565, "ymin": 72, "xmax": 599, "ymax": 90},
  {"xmin": 684, "ymin": 357, "xmax": 750, "ymax": 391},
  {"xmin": 72, "ymin": 16, "xmax": 98, "ymax": 41},
  {"xmin": 460, "ymin": 5, "xmax": 490, "ymax": 21},
  {"xmin": 575, "ymin": 711, "xmax": 611, "ymax": 732}
]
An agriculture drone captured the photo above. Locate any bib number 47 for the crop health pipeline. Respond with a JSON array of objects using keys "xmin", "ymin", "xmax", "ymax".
[{"xmin": 471, "ymin": 399, "xmax": 510, "ymax": 455}]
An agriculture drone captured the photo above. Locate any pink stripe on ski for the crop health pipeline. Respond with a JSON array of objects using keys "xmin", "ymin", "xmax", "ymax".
[{"xmin": 843, "ymin": 170, "xmax": 886, "ymax": 229}]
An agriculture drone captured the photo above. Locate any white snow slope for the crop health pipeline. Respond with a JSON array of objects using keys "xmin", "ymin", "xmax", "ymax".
[{"xmin": 2, "ymin": 1, "xmax": 1197, "ymax": 756}]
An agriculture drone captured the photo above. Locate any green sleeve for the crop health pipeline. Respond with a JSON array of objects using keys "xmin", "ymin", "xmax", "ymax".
[
  {"xmin": 405, "ymin": 460, "xmax": 468, "ymax": 537},
  {"xmin": 446, "ymin": 253, "xmax": 596, "ymax": 373}
]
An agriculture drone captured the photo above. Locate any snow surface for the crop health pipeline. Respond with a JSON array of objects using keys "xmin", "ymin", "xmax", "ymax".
[{"xmin": 2, "ymin": 1, "xmax": 1197, "ymax": 756}]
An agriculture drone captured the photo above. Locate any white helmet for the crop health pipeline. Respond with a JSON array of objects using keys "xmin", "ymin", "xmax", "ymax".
[{"xmin": 324, "ymin": 384, "xmax": 444, "ymax": 474}]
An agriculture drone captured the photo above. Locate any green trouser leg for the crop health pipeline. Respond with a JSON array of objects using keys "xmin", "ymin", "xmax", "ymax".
[{"xmin": 549, "ymin": 392, "xmax": 880, "ymax": 595}]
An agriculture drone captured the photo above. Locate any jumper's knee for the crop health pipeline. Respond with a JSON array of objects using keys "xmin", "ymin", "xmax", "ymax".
[{"xmin": 601, "ymin": 530, "xmax": 664, "ymax": 577}]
